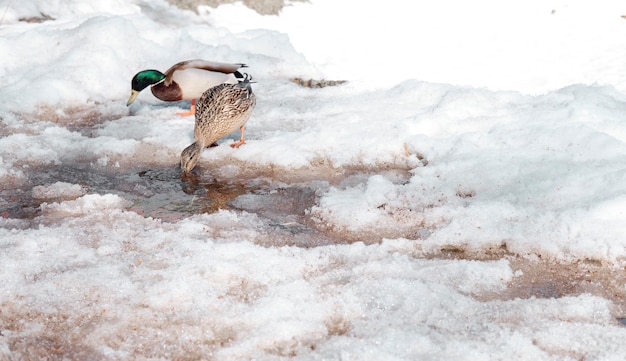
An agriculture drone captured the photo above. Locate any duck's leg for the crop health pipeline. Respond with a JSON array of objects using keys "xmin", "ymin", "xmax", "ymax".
[
  {"xmin": 230, "ymin": 126, "xmax": 246, "ymax": 148},
  {"xmin": 176, "ymin": 99, "xmax": 196, "ymax": 116}
]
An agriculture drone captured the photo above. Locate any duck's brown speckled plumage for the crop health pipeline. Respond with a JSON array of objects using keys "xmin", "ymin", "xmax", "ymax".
[{"xmin": 180, "ymin": 75, "xmax": 256, "ymax": 173}]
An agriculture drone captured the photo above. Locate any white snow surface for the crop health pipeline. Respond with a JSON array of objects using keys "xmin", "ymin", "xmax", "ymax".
[{"xmin": 2, "ymin": 0, "xmax": 626, "ymax": 359}]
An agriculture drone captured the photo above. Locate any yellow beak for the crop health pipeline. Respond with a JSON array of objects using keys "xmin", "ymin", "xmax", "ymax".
[{"xmin": 126, "ymin": 90, "xmax": 139, "ymax": 106}]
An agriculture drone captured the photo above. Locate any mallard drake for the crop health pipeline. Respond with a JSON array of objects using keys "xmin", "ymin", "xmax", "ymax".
[
  {"xmin": 126, "ymin": 59, "xmax": 246, "ymax": 116},
  {"xmin": 180, "ymin": 74, "xmax": 256, "ymax": 173}
]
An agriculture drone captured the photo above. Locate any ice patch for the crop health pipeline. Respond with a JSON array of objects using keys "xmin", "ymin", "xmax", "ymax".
[
  {"xmin": 32, "ymin": 181, "xmax": 87, "ymax": 200},
  {"xmin": 40, "ymin": 193, "xmax": 129, "ymax": 217}
]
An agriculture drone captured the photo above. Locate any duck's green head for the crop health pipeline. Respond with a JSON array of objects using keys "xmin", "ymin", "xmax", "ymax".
[{"xmin": 127, "ymin": 70, "xmax": 166, "ymax": 106}]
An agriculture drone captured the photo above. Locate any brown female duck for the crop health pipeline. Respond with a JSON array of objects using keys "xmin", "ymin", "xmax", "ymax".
[{"xmin": 180, "ymin": 74, "xmax": 256, "ymax": 173}]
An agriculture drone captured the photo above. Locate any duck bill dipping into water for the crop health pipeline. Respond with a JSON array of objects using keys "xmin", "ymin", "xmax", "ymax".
[
  {"xmin": 180, "ymin": 74, "xmax": 256, "ymax": 173},
  {"xmin": 126, "ymin": 59, "xmax": 246, "ymax": 116}
]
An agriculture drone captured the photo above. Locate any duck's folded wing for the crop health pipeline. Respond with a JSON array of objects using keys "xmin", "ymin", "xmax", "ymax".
[{"xmin": 163, "ymin": 59, "xmax": 246, "ymax": 86}]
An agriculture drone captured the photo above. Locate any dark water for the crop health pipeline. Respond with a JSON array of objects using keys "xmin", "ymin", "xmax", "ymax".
[
  {"xmin": 2, "ymin": 164, "xmax": 269, "ymax": 221},
  {"xmin": 0, "ymin": 163, "xmax": 339, "ymax": 246}
]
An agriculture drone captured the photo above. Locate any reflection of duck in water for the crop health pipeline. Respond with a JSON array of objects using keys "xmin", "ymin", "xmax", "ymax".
[
  {"xmin": 179, "ymin": 176, "xmax": 252, "ymax": 214},
  {"xmin": 180, "ymin": 74, "xmax": 256, "ymax": 173},
  {"xmin": 126, "ymin": 59, "xmax": 246, "ymax": 116}
]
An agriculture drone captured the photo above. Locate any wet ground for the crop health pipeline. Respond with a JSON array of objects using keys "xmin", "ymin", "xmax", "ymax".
[{"xmin": 2, "ymin": 157, "xmax": 626, "ymax": 321}]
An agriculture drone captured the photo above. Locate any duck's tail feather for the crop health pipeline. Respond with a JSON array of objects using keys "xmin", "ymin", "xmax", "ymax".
[
  {"xmin": 237, "ymin": 73, "xmax": 256, "ymax": 86},
  {"xmin": 236, "ymin": 73, "xmax": 255, "ymax": 98}
]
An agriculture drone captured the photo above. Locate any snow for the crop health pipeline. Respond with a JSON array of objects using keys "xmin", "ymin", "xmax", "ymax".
[
  {"xmin": 204, "ymin": 0, "xmax": 626, "ymax": 93},
  {"xmin": 2, "ymin": 0, "xmax": 626, "ymax": 359},
  {"xmin": 31, "ymin": 181, "xmax": 87, "ymax": 200}
]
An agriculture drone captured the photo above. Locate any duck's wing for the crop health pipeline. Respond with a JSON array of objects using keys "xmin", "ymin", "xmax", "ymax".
[{"xmin": 163, "ymin": 60, "xmax": 247, "ymax": 86}]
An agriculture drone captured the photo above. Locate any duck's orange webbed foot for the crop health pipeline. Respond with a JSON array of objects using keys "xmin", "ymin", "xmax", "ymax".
[
  {"xmin": 176, "ymin": 99, "xmax": 196, "ymax": 116},
  {"xmin": 230, "ymin": 140, "xmax": 246, "ymax": 148},
  {"xmin": 230, "ymin": 126, "xmax": 246, "ymax": 148}
]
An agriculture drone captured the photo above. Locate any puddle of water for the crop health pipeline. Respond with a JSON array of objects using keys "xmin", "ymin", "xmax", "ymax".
[
  {"xmin": 2, "ymin": 164, "xmax": 272, "ymax": 223},
  {"xmin": 423, "ymin": 245, "xmax": 626, "ymax": 321},
  {"xmin": 133, "ymin": 168, "xmax": 269, "ymax": 221},
  {"xmin": 474, "ymin": 257, "xmax": 626, "ymax": 320}
]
